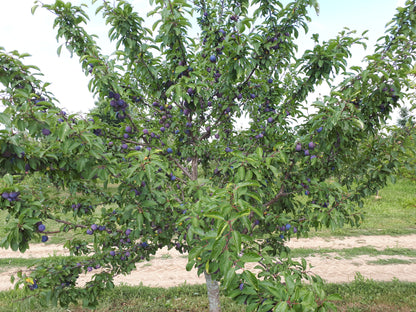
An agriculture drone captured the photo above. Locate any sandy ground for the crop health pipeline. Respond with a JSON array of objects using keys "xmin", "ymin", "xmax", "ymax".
[{"xmin": 0, "ymin": 234, "xmax": 415, "ymax": 291}]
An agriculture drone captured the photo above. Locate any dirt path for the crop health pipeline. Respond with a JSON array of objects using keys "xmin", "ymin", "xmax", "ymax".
[{"xmin": 0, "ymin": 234, "xmax": 415, "ymax": 291}]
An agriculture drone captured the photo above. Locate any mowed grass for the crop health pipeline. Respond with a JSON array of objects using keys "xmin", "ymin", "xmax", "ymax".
[
  {"xmin": 0, "ymin": 277, "xmax": 415, "ymax": 312},
  {"xmin": 309, "ymin": 178, "xmax": 416, "ymax": 237},
  {"xmin": 289, "ymin": 246, "xmax": 416, "ymax": 259}
]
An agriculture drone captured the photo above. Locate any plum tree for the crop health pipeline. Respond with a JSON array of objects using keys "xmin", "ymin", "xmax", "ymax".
[{"xmin": 1, "ymin": 0, "xmax": 416, "ymax": 311}]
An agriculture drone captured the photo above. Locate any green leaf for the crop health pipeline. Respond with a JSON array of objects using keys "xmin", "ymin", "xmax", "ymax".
[
  {"xmin": 136, "ymin": 213, "xmax": 143, "ymax": 233},
  {"xmin": 217, "ymin": 222, "xmax": 228, "ymax": 237},
  {"xmin": 284, "ymin": 274, "xmax": 295, "ymax": 295},
  {"xmin": 0, "ymin": 112, "xmax": 11, "ymax": 126},
  {"xmin": 223, "ymin": 263, "xmax": 236, "ymax": 288},
  {"xmin": 203, "ymin": 212, "xmax": 225, "ymax": 221},
  {"xmin": 238, "ymin": 165, "xmax": 245, "ymax": 181},
  {"xmin": 57, "ymin": 122, "xmax": 70, "ymax": 140},
  {"xmin": 250, "ymin": 205, "xmax": 263, "ymax": 218},
  {"xmin": 352, "ymin": 118, "xmax": 364, "ymax": 129},
  {"xmin": 3, "ymin": 174, "xmax": 13, "ymax": 186},
  {"xmin": 301, "ymin": 292, "xmax": 316, "ymax": 309},
  {"xmin": 188, "ymin": 245, "xmax": 204, "ymax": 261},
  {"xmin": 256, "ymin": 147, "xmax": 263, "ymax": 159},
  {"xmin": 235, "ymin": 181, "xmax": 261, "ymax": 189},
  {"xmin": 275, "ymin": 301, "xmax": 289, "ymax": 312},
  {"xmin": 211, "ymin": 237, "xmax": 226, "ymax": 259},
  {"xmin": 240, "ymin": 252, "xmax": 262, "ymax": 263},
  {"xmin": 232, "ymin": 230, "xmax": 241, "ymax": 253},
  {"xmin": 243, "ymin": 270, "xmax": 259, "ymax": 290},
  {"xmin": 31, "ymin": 5, "xmax": 38, "ymax": 15}
]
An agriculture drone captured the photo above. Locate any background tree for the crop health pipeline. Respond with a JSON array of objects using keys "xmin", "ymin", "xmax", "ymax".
[
  {"xmin": 1, "ymin": 0, "xmax": 416, "ymax": 311},
  {"xmin": 393, "ymin": 104, "xmax": 416, "ymax": 180},
  {"xmin": 397, "ymin": 106, "xmax": 415, "ymax": 129}
]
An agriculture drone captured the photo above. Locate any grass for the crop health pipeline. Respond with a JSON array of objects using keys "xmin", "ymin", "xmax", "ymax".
[
  {"xmin": 309, "ymin": 178, "xmax": 416, "ymax": 237},
  {"xmin": 0, "ymin": 278, "xmax": 415, "ymax": 312},
  {"xmin": 161, "ymin": 254, "xmax": 172, "ymax": 260},
  {"xmin": 289, "ymin": 247, "xmax": 416, "ymax": 259},
  {"xmin": 366, "ymin": 258, "xmax": 416, "ymax": 265},
  {"xmin": 0, "ymin": 284, "xmax": 243, "ymax": 312},
  {"xmin": 0, "ymin": 255, "xmax": 86, "ymax": 270},
  {"xmin": 325, "ymin": 274, "xmax": 416, "ymax": 312}
]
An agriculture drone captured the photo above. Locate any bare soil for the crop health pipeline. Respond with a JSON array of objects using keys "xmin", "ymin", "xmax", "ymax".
[{"xmin": 0, "ymin": 234, "xmax": 415, "ymax": 291}]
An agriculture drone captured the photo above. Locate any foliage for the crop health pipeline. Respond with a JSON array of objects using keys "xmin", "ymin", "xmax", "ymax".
[{"xmin": 1, "ymin": 0, "xmax": 416, "ymax": 311}]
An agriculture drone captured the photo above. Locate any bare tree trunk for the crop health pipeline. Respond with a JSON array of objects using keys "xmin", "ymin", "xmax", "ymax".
[{"xmin": 204, "ymin": 271, "xmax": 221, "ymax": 312}]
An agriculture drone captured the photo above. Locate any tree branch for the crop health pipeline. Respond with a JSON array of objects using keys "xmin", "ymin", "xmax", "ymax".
[
  {"xmin": 171, "ymin": 157, "xmax": 193, "ymax": 180},
  {"xmin": 191, "ymin": 156, "xmax": 198, "ymax": 180},
  {"xmin": 263, "ymin": 162, "xmax": 294, "ymax": 207},
  {"xmin": 263, "ymin": 185, "xmax": 290, "ymax": 207}
]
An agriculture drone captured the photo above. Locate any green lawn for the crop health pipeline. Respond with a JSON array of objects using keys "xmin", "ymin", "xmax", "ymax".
[{"xmin": 308, "ymin": 178, "xmax": 416, "ymax": 237}]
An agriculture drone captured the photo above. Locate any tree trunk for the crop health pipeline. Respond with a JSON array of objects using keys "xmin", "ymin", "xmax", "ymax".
[{"xmin": 204, "ymin": 271, "xmax": 221, "ymax": 312}]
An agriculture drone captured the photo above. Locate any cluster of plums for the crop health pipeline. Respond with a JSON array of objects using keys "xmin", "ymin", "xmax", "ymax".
[
  {"xmin": 108, "ymin": 91, "xmax": 128, "ymax": 119},
  {"xmin": 1, "ymin": 191, "xmax": 20, "ymax": 202},
  {"xmin": 36, "ymin": 222, "xmax": 49, "ymax": 242},
  {"xmin": 278, "ymin": 223, "xmax": 297, "ymax": 239},
  {"xmin": 86, "ymin": 223, "xmax": 108, "ymax": 235}
]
